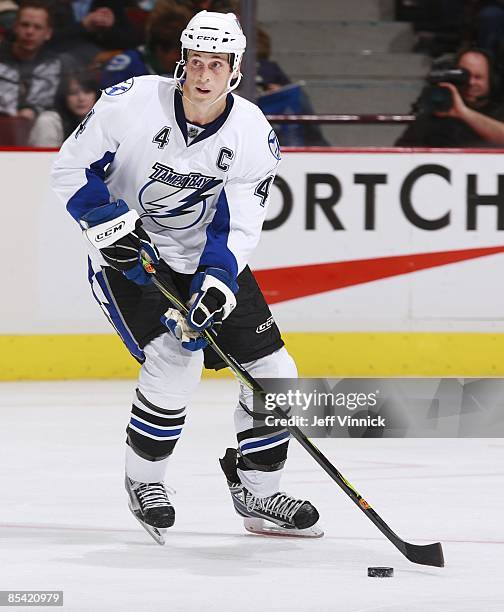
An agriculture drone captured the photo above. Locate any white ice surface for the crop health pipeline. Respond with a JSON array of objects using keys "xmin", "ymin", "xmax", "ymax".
[{"xmin": 0, "ymin": 380, "xmax": 503, "ymax": 612}]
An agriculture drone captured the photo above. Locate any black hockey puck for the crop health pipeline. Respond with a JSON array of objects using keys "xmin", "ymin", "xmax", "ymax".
[{"xmin": 368, "ymin": 567, "xmax": 394, "ymax": 577}]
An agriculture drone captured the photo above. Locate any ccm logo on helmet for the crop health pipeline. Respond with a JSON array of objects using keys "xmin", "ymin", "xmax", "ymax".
[
  {"xmin": 196, "ymin": 35, "xmax": 219, "ymax": 41},
  {"xmin": 95, "ymin": 221, "xmax": 125, "ymax": 242}
]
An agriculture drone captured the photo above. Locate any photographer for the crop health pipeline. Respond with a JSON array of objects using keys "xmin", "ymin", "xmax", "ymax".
[{"xmin": 395, "ymin": 49, "xmax": 504, "ymax": 147}]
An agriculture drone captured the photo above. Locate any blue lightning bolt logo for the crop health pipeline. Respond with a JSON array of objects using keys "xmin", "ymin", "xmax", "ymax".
[
  {"xmin": 166, "ymin": 178, "xmax": 222, "ymax": 216},
  {"xmin": 138, "ymin": 165, "xmax": 222, "ymax": 230}
]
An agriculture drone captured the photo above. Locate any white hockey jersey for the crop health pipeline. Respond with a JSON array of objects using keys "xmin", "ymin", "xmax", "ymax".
[{"xmin": 51, "ymin": 76, "xmax": 281, "ymax": 279}]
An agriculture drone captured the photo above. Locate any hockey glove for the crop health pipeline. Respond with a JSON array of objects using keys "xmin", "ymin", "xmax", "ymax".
[
  {"xmin": 161, "ymin": 308, "xmax": 208, "ymax": 352},
  {"xmin": 187, "ymin": 267, "xmax": 238, "ymax": 332},
  {"xmin": 80, "ymin": 200, "xmax": 159, "ymax": 286}
]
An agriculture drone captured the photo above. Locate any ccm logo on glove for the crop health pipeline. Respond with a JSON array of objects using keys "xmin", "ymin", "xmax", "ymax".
[
  {"xmin": 84, "ymin": 206, "xmax": 138, "ymax": 248},
  {"xmin": 94, "ymin": 220, "xmax": 126, "ymax": 242},
  {"xmin": 80, "ymin": 200, "xmax": 159, "ymax": 286}
]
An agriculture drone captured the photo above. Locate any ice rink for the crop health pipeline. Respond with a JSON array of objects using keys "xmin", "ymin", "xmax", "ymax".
[{"xmin": 1, "ymin": 379, "xmax": 503, "ymax": 611}]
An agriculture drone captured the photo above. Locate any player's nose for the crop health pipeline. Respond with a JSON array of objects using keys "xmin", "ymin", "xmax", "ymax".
[{"xmin": 199, "ymin": 65, "xmax": 212, "ymax": 80}]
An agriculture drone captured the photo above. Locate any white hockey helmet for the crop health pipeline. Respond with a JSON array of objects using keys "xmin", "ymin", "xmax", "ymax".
[{"xmin": 175, "ymin": 10, "xmax": 247, "ymax": 95}]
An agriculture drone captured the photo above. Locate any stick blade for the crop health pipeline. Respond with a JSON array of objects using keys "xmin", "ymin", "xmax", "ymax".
[{"xmin": 404, "ymin": 541, "xmax": 444, "ymax": 567}]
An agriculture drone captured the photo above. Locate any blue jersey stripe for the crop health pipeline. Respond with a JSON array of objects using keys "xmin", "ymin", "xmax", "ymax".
[
  {"xmin": 199, "ymin": 188, "xmax": 238, "ymax": 279},
  {"xmin": 67, "ymin": 151, "xmax": 116, "ymax": 221}
]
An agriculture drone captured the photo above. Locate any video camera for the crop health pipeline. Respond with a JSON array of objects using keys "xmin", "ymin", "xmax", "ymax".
[{"xmin": 416, "ymin": 67, "xmax": 470, "ymax": 114}]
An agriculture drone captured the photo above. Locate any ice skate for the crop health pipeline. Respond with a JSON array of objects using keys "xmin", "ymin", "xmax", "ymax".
[
  {"xmin": 125, "ymin": 476, "xmax": 175, "ymax": 545},
  {"xmin": 219, "ymin": 448, "xmax": 324, "ymax": 538}
]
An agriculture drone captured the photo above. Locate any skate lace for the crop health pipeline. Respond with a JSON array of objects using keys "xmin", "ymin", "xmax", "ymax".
[
  {"xmin": 246, "ymin": 491, "xmax": 305, "ymax": 522},
  {"xmin": 136, "ymin": 482, "xmax": 174, "ymax": 510}
]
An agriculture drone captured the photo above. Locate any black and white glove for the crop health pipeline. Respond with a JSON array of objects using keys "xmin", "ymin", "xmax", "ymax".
[
  {"xmin": 80, "ymin": 200, "xmax": 159, "ymax": 285},
  {"xmin": 186, "ymin": 267, "xmax": 238, "ymax": 332}
]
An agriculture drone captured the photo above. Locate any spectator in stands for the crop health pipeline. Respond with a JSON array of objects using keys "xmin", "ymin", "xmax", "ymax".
[
  {"xmin": 256, "ymin": 27, "xmax": 329, "ymax": 147},
  {"xmin": 395, "ymin": 48, "xmax": 504, "ymax": 147},
  {"xmin": 100, "ymin": 3, "xmax": 191, "ymax": 87},
  {"xmin": 28, "ymin": 70, "xmax": 100, "ymax": 146},
  {"xmin": 47, "ymin": 1, "xmax": 139, "ymax": 65},
  {"xmin": 0, "ymin": 1, "xmax": 67, "ymax": 120},
  {"xmin": 0, "ymin": 1, "xmax": 18, "ymax": 33},
  {"xmin": 256, "ymin": 28, "xmax": 290, "ymax": 93}
]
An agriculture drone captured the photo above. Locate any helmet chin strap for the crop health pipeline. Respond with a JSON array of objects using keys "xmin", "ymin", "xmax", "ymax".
[
  {"xmin": 206, "ymin": 70, "xmax": 242, "ymax": 106},
  {"xmin": 174, "ymin": 59, "xmax": 186, "ymax": 93}
]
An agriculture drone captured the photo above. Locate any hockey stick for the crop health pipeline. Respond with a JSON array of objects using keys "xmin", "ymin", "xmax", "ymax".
[{"xmin": 142, "ymin": 258, "xmax": 444, "ymax": 567}]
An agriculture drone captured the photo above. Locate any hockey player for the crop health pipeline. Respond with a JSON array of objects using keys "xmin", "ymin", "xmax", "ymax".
[{"xmin": 52, "ymin": 10, "xmax": 322, "ymax": 543}]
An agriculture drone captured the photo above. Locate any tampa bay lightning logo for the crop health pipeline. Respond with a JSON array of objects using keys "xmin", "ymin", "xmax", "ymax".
[
  {"xmin": 104, "ymin": 78, "xmax": 134, "ymax": 96},
  {"xmin": 138, "ymin": 162, "xmax": 222, "ymax": 230},
  {"xmin": 268, "ymin": 129, "xmax": 281, "ymax": 161}
]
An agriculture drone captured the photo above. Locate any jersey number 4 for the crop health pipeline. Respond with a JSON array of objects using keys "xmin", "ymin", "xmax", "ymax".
[
  {"xmin": 153, "ymin": 126, "xmax": 171, "ymax": 149},
  {"xmin": 255, "ymin": 175, "xmax": 274, "ymax": 207}
]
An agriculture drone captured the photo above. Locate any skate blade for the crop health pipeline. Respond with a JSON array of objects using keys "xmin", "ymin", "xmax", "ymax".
[
  {"xmin": 244, "ymin": 517, "xmax": 324, "ymax": 538},
  {"xmin": 128, "ymin": 503, "xmax": 166, "ymax": 546}
]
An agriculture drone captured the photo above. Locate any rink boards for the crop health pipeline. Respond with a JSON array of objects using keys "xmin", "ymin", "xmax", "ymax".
[{"xmin": 2, "ymin": 147, "xmax": 504, "ymax": 379}]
